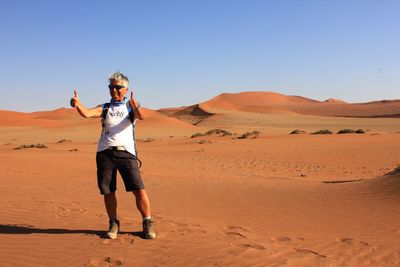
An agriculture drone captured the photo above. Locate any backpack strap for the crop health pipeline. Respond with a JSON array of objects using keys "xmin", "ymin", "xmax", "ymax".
[
  {"xmin": 126, "ymin": 102, "xmax": 135, "ymax": 123},
  {"xmin": 101, "ymin": 103, "xmax": 111, "ymax": 129},
  {"xmin": 126, "ymin": 102, "xmax": 142, "ymax": 168}
]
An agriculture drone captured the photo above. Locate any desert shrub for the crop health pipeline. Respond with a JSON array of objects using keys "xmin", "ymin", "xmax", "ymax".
[
  {"xmin": 311, "ymin": 129, "xmax": 332, "ymax": 135},
  {"xmin": 238, "ymin": 131, "xmax": 261, "ymax": 139},
  {"xmin": 337, "ymin": 129, "xmax": 355, "ymax": 134},
  {"xmin": 57, "ymin": 139, "xmax": 72, "ymax": 143},
  {"xmin": 198, "ymin": 140, "xmax": 213, "ymax": 144},
  {"xmin": 290, "ymin": 129, "xmax": 306, "ymax": 135},
  {"xmin": 192, "ymin": 129, "xmax": 232, "ymax": 138},
  {"xmin": 14, "ymin": 144, "xmax": 48, "ymax": 150},
  {"xmin": 191, "ymin": 132, "xmax": 205, "ymax": 138},
  {"xmin": 337, "ymin": 129, "xmax": 366, "ymax": 134},
  {"xmin": 204, "ymin": 129, "xmax": 232, "ymax": 136}
]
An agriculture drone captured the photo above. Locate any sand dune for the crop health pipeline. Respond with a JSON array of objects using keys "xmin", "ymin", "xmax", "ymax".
[
  {"xmin": 0, "ymin": 108, "xmax": 86, "ymax": 127},
  {"xmin": 165, "ymin": 92, "xmax": 400, "ymax": 124},
  {"xmin": 324, "ymin": 98, "xmax": 347, "ymax": 104},
  {"xmin": 203, "ymin": 91, "xmax": 319, "ymax": 108},
  {"xmin": 0, "ymin": 107, "xmax": 197, "ymax": 139},
  {"xmin": 1, "ymin": 93, "xmax": 400, "ymax": 266},
  {"xmin": 158, "ymin": 104, "xmax": 215, "ymax": 125},
  {"xmin": 136, "ymin": 108, "xmax": 198, "ymax": 137}
]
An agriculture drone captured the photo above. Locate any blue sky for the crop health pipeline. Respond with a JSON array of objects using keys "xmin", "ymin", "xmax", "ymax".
[{"xmin": 1, "ymin": 0, "xmax": 399, "ymax": 112}]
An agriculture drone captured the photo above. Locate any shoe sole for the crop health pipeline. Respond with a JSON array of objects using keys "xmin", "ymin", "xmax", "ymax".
[
  {"xmin": 144, "ymin": 232, "xmax": 156, "ymax": 239},
  {"xmin": 107, "ymin": 232, "xmax": 118, "ymax": 239}
]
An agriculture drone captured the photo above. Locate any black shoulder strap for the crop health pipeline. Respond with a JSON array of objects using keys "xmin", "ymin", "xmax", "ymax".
[
  {"xmin": 126, "ymin": 102, "xmax": 135, "ymax": 123},
  {"xmin": 101, "ymin": 103, "xmax": 110, "ymax": 128},
  {"xmin": 125, "ymin": 103, "xmax": 142, "ymax": 168}
]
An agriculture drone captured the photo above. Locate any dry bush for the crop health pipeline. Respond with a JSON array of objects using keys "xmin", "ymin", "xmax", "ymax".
[
  {"xmin": 337, "ymin": 129, "xmax": 355, "ymax": 134},
  {"xmin": 191, "ymin": 132, "xmax": 205, "ymax": 138},
  {"xmin": 57, "ymin": 139, "xmax": 72, "ymax": 143},
  {"xmin": 14, "ymin": 144, "xmax": 48, "ymax": 150},
  {"xmin": 311, "ymin": 129, "xmax": 332, "ymax": 135},
  {"xmin": 191, "ymin": 129, "xmax": 232, "ymax": 138},
  {"xmin": 238, "ymin": 131, "xmax": 261, "ymax": 139},
  {"xmin": 204, "ymin": 129, "xmax": 232, "ymax": 136},
  {"xmin": 290, "ymin": 129, "xmax": 306, "ymax": 135},
  {"xmin": 198, "ymin": 140, "xmax": 213, "ymax": 144},
  {"xmin": 337, "ymin": 129, "xmax": 365, "ymax": 134}
]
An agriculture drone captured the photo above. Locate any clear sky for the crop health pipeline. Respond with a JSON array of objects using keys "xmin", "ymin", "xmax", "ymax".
[{"xmin": 1, "ymin": 0, "xmax": 399, "ymax": 112}]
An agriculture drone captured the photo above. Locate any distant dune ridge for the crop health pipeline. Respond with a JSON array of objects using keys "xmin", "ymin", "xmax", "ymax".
[
  {"xmin": 2, "ymin": 91, "xmax": 400, "ymax": 127},
  {"xmin": 0, "ymin": 108, "xmax": 81, "ymax": 127},
  {"xmin": 170, "ymin": 91, "xmax": 400, "ymax": 119},
  {"xmin": 0, "ymin": 107, "xmax": 196, "ymax": 130},
  {"xmin": 158, "ymin": 104, "xmax": 215, "ymax": 125}
]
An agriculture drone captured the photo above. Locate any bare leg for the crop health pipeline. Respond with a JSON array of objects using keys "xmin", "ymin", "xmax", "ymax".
[
  {"xmin": 132, "ymin": 189, "xmax": 151, "ymax": 218},
  {"xmin": 104, "ymin": 191, "xmax": 117, "ymax": 219}
]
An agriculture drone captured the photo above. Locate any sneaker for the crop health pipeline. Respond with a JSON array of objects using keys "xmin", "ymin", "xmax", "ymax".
[
  {"xmin": 106, "ymin": 218, "xmax": 120, "ymax": 239},
  {"xmin": 142, "ymin": 218, "xmax": 156, "ymax": 239}
]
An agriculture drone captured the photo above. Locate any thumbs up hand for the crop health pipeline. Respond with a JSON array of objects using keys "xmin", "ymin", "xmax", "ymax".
[
  {"xmin": 128, "ymin": 91, "xmax": 143, "ymax": 120},
  {"xmin": 70, "ymin": 90, "xmax": 80, "ymax": 107},
  {"xmin": 129, "ymin": 91, "xmax": 139, "ymax": 109}
]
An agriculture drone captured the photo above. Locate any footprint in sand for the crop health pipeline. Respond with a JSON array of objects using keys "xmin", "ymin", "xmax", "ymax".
[
  {"xmin": 84, "ymin": 256, "xmax": 123, "ymax": 267},
  {"xmin": 272, "ymin": 236, "xmax": 292, "ymax": 242},
  {"xmin": 338, "ymin": 237, "xmax": 369, "ymax": 246},
  {"xmin": 338, "ymin": 237, "xmax": 354, "ymax": 244},
  {"xmin": 293, "ymin": 248, "xmax": 326, "ymax": 258},
  {"xmin": 102, "ymin": 236, "xmax": 135, "ymax": 245},
  {"xmin": 224, "ymin": 225, "xmax": 250, "ymax": 232},
  {"xmin": 170, "ymin": 221, "xmax": 189, "ymax": 227},
  {"xmin": 167, "ymin": 220, "xmax": 207, "ymax": 234},
  {"xmin": 235, "ymin": 243, "xmax": 266, "ymax": 251},
  {"xmin": 222, "ymin": 226, "xmax": 250, "ymax": 239},
  {"xmin": 223, "ymin": 231, "xmax": 247, "ymax": 238}
]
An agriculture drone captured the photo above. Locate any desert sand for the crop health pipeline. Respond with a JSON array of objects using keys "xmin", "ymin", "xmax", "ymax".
[{"xmin": 1, "ymin": 92, "xmax": 400, "ymax": 266}]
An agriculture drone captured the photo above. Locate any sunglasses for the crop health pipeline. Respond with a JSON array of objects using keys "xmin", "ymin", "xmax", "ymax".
[{"xmin": 108, "ymin": 84, "xmax": 126, "ymax": 90}]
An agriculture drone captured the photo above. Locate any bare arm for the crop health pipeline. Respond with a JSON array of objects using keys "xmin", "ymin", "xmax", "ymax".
[
  {"xmin": 70, "ymin": 90, "xmax": 102, "ymax": 118},
  {"xmin": 128, "ymin": 91, "xmax": 144, "ymax": 120}
]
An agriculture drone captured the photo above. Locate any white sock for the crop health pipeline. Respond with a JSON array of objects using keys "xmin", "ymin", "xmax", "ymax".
[{"xmin": 143, "ymin": 216, "xmax": 151, "ymax": 221}]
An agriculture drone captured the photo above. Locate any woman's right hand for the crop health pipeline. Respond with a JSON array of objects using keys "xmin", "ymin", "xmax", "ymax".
[{"xmin": 70, "ymin": 90, "xmax": 79, "ymax": 107}]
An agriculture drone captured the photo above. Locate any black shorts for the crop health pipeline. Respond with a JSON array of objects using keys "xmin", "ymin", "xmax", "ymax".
[{"xmin": 96, "ymin": 149, "xmax": 144, "ymax": 195}]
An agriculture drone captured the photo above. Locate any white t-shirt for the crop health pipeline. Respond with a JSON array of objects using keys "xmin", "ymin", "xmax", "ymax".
[{"xmin": 97, "ymin": 99, "xmax": 136, "ymax": 156}]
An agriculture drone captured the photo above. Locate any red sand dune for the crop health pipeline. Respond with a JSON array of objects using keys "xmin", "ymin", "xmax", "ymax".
[
  {"xmin": 362, "ymin": 167, "xmax": 400, "ymax": 195},
  {"xmin": 137, "ymin": 108, "xmax": 198, "ymax": 136},
  {"xmin": 0, "ymin": 108, "xmax": 91, "ymax": 127},
  {"xmin": 0, "ymin": 107, "xmax": 195, "ymax": 129},
  {"xmin": 324, "ymin": 98, "xmax": 347, "ymax": 104},
  {"xmin": 167, "ymin": 91, "xmax": 400, "ymax": 118}
]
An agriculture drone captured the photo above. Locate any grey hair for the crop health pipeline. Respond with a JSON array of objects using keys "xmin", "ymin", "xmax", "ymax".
[{"xmin": 109, "ymin": 71, "xmax": 129, "ymax": 87}]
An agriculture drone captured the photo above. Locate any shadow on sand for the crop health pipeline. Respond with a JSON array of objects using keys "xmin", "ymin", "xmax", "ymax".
[{"xmin": 0, "ymin": 224, "xmax": 143, "ymax": 238}]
